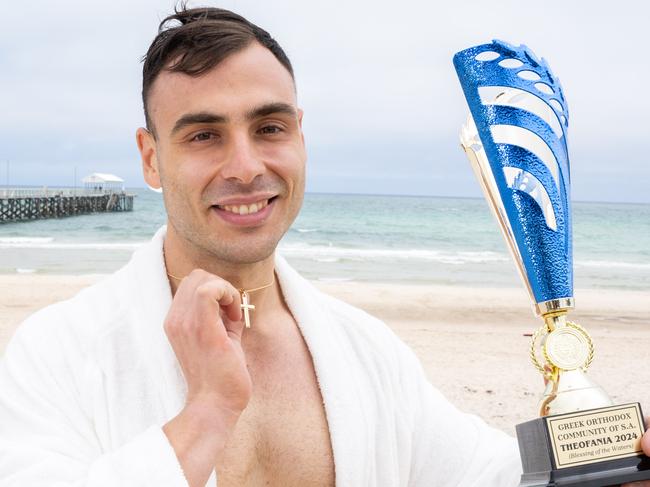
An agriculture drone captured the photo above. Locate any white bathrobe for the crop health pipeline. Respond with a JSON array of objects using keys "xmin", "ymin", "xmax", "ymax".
[{"xmin": 0, "ymin": 227, "xmax": 522, "ymax": 486}]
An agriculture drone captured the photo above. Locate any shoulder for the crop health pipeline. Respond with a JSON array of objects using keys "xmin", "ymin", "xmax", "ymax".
[
  {"xmin": 7, "ymin": 228, "xmax": 168, "ymax": 360},
  {"xmin": 318, "ymin": 289, "xmax": 394, "ymax": 339},
  {"xmin": 7, "ymin": 263, "xmax": 134, "ymax": 366}
]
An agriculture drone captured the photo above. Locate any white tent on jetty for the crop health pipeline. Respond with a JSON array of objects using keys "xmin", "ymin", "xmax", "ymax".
[{"xmin": 82, "ymin": 173, "xmax": 125, "ymax": 192}]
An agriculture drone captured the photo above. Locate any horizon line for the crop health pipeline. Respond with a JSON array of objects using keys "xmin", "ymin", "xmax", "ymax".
[{"xmin": 1, "ymin": 184, "xmax": 648, "ymax": 206}]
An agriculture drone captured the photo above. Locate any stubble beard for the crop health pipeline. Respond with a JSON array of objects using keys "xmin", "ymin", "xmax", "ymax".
[
  {"xmin": 167, "ymin": 205, "xmax": 285, "ymax": 267},
  {"xmin": 162, "ymin": 168, "xmax": 304, "ymax": 267},
  {"xmin": 197, "ymin": 228, "xmax": 282, "ymax": 265},
  {"xmin": 165, "ymin": 194, "xmax": 303, "ymax": 267}
]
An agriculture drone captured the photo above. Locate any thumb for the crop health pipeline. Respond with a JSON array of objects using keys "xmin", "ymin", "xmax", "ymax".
[{"xmin": 642, "ymin": 419, "xmax": 650, "ymax": 456}]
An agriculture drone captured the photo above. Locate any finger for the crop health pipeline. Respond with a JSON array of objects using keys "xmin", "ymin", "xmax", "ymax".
[
  {"xmin": 642, "ymin": 426, "xmax": 650, "ymax": 456},
  {"xmin": 221, "ymin": 288, "xmax": 242, "ymax": 323},
  {"xmin": 622, "ymin": 422, "xmax": 650, "ymax": 486},
  {"xmin": 622, "ymin": 416, "xmax": 650, "ymax": 487},
  {"xmin": 193, "ymin": 279, "xmax": 242, "ymax": 328},
  {"xmin": 170, "ymin": 270, "xmax": 242, "ymax": 332},
  {"xmin": 197, "ymin": 272, "xmax": 242, "ymax": 321},
  {"xmin": 168, "ymin": 269, "xmax": 206, "ymax": 307},
  {"xmin": 223, "ymin": 313, "xmax": 246, "ymax": 342}
]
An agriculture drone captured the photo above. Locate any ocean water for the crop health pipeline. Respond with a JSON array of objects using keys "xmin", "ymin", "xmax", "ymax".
[{"xmin": 0, "ymin": 189, "xmax": 648, "ymax": 291}]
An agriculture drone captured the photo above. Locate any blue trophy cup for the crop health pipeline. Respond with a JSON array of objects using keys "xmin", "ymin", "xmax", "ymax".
[{"xmin": 454, "ymin": 40, "xmax": 650, "ymax": 486}]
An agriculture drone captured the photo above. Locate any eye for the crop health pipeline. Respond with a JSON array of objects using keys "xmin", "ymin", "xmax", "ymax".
[
  {"xmin": 190, "ymin": 131, "xmax": 218, "ymax": 142},
  {"xmin": 258, "ymin": 124, "xmax": 283, "ymax": 135}
]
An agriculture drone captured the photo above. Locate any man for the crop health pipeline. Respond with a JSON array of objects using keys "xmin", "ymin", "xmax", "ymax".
[{"xmin": 0, "ymin": 6, "xmax": 648, "ymax": 487}]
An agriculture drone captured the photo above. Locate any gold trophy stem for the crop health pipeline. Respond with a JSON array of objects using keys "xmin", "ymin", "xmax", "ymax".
[
  {"xmin": 543, "ymin": 311, "xmax": 568, "ymax": 332},
  {"xmin": 533, "ymin": 311, "xmax": 612, "ymax": 416},
  {"xmin": 539, "ymin": 365, "xmax": 560, "ymax": 417},
  {"xmin": 537, "ymin": 311, "xmax": 566, "ymax": 416}
]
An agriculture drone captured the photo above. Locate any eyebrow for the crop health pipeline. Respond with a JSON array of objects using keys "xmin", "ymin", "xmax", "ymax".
[
  {"xmin": 170, "ymin": 112, "xmax": 226, "ymax": 136},
  {"xmin": 246, "ymin": 102, "xmax": 297, "ymax": 120},
  {"xmin": 170, "ymin": 102, "xmax": 298, "ymax": 136}
]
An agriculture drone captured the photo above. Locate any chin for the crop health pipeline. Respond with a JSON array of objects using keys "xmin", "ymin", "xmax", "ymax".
[{"xmin": 205, "ymin": 236, "xmax": 280, "ymax": 265}]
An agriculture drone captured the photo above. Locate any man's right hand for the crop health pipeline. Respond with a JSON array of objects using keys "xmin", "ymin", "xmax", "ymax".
[{"xmin": 162, "ymin": 269, "xmax": 251, "ymax": 487}]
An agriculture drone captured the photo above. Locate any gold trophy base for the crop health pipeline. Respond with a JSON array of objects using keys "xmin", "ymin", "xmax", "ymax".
[
  {"xmin": 517, "ymin": 402, "xmax": 650, "ymax": 486},
  {"xmin": 520, "ymin": 314, "xmax": 650, "ymax": 485},
  {"xmin": 538, "ymin": 369, "xmax": 612, "ymax": 417}
]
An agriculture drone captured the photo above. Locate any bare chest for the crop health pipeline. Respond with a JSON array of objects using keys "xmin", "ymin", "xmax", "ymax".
[{"xmin": 215, "ymin": 328, "xmax": 335, "ymax": 486}]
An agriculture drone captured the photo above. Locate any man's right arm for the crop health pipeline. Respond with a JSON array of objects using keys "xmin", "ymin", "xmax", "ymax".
[
  {"xmin": 0, "ymin": 270, "xmax": 251, "ymax": 487},
  {"xmin": 162, "ymin": 270, "xmax": 251, "ymax": 487},
  {"xmin": 0, "ymin": 319, "xmax": 188, "ymax": 487}
]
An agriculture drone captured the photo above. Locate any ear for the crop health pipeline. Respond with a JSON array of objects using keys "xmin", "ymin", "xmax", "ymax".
[
  {"xmin": 297, "ymin": 108, "xmax": 305, "ymax": 145},
  {"xmin": 136, "ymin": 127, "xmax": 162, "ymax": 190}
]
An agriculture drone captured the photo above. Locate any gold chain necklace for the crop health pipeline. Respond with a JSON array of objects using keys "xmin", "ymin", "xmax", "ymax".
[{"xmin": 166, "ymin": 272, "xmax": 275, "ymax": 329}]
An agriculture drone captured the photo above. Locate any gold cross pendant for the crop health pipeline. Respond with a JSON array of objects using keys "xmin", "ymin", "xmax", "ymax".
[{"xmin": 240, "ymin": 291, "xmax": 255, "ymax": 329}]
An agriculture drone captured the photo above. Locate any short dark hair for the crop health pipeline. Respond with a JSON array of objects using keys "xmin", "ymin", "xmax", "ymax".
[{"xmin": 141, "ymin": 4, "xmax": 294, "ymax": 133}]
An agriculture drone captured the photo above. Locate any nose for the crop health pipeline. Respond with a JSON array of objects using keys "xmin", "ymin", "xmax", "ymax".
[{"xmin": 220, "ymin": 132, "xmax": 265, "ymax": 184}]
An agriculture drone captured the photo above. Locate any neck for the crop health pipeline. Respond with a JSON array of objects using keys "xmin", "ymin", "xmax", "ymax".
[{"xmin": 163, "ymin": 224, "xmax": 279, "ymax": 321}]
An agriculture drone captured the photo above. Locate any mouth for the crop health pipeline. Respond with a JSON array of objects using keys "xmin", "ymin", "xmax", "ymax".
[
  {"xmin": 211, "ymin": 195, "xmax": 278, "ymax": 225},
  {"xmin": 215, "ymin": 196, "xmax": 276, "ymax": 215}
]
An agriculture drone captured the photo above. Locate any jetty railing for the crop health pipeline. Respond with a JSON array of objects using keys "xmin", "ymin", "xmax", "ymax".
[
  {"xmin": 0, "ymin": 187, "xmax": 135, "ymax": 223},
  {"xmin": 0, "ymin": 187, "xmax": 122, "ymax": 198}
]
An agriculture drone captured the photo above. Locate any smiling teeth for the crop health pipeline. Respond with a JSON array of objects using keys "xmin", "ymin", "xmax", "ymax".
[{"xmin": 219, "ymin": 199, "xmax": 269, "ymax": 215}]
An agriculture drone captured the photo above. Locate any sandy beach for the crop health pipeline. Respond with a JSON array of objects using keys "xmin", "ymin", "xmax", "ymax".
[{"xmin": 1, "ymin": 274, "xmax": 648, "ymax": 435}]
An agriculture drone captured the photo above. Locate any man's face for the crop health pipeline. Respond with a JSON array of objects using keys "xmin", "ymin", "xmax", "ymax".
[{"xmin": 138, "ymin": 42, "xmax": 306, "ymax": 265}]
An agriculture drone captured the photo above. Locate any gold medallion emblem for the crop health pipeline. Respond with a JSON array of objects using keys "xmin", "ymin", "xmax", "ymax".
[{"xmin": 543, "ymin": 326, "xmax": 590, "ymax": 370}]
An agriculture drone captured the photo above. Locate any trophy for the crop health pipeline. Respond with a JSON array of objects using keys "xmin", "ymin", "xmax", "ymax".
[{"xmin": 453, "ymin": 40, "xmax": 650, "ymax": 486}]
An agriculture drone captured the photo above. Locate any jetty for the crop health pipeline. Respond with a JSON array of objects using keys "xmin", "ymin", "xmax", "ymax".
[{"xmin": 0, "ymin": 173, "xmax": 134, "ymax": 224}]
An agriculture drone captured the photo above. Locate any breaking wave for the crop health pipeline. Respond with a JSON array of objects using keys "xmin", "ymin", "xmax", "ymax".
[
  {"xmin": 0, "ymin": 238, "xmax": 144, "ymax": 251},
  {"xmin": 279, "ymin": 243, "xmax": 509, "ymax": 265}
]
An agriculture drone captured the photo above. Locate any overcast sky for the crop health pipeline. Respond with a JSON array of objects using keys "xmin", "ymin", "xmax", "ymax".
[{"xmin": 0, "ymin": 0, "xmax": 648, "ymax": 202}]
